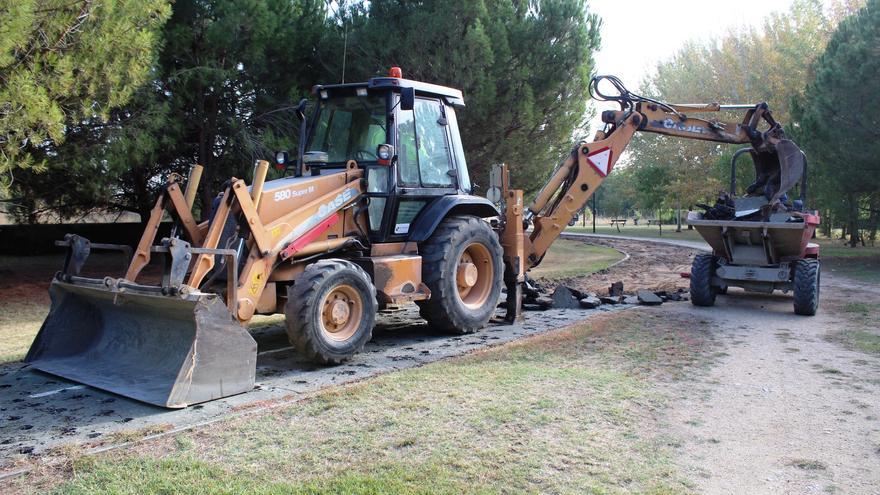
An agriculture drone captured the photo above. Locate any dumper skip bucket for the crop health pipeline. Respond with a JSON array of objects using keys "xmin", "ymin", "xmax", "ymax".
[{"xmin": 25, "ymin": 279, "xmax": 257, "ymax": 408}]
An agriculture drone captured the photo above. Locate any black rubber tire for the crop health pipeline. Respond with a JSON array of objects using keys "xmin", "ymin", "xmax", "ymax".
[
  {"xmin": 793, "ymin": 259, "xmax": 820, "ymax": 316},
  {"xmin": 417, "ymin": 215, "xmax": 503, "ymax": 334},
  {"xmin": 285, "ymin": 259, "xmax": 377, "ymax": 364},
  {"xmin": 690, "ymin": 254, "xmax": 717, "ymax": 307}
]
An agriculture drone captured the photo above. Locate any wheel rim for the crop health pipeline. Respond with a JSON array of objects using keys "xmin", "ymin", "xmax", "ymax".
[
  {"xmin": 319, "ymin": 284, "xmax": 363, "ymax": 341},
  {"xmin": 456, "ymin": 242, "xmax": 494, "ymax": 309}
]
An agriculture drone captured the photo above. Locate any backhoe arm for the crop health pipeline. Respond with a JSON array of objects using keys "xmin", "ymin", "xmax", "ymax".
[
  {"xmin": 521, "ymin": 76, "xmax": 787, "ymax": 268},
  {"xmin": 497, "ymin": 75, "xmax": 792, "ymax": 320}
]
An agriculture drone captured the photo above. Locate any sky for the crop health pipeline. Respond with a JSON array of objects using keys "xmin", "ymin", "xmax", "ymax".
[{"xmin": 586, "ymin": 0, "xmax": 797, "ymax": 130}]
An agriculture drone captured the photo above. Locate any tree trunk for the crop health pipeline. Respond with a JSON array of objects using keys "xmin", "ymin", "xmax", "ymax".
[
  {"xmin": 848, "ymin": 193, "xmax": 860, "ymax": 248},
  {"xmin": 25, "ymin": 201, "xmax": 39, "ymax": 224},
  {"xmin": 867, "ymin": 196, "xmax": 878, "ymax": 244},
  {"xmin": 675, "ymin": 199, "xmax": 682, "ymax": 232},
  {"xmin": 821, "ymin": 209, "xmax": 832, "ymax": 237}
]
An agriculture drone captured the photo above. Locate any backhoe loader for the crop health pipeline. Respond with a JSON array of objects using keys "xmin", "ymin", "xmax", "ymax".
[{"xmin": 25, "ymin": 69, "xmax": 809, "ymax": 407}]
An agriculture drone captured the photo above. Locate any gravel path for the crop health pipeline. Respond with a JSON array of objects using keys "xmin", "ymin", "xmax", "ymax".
[{"xmin": 663, "ymin": 274, "xmax": 880, "ymax": 494}]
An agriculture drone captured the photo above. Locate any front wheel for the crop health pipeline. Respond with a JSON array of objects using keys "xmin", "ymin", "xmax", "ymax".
[
  {"xmin": 417, "ymin": 215, "xmax": 503, "ymax": 334},
  {"xmin": 690, "ymin": 254, "xmax": 717, "ymax": 307},
  {"xmin": 793, "ymin": 259, "xmax": 820, "ymax": 316},
  {"xmin": 285, "ymin": 260, "xmax": 377, "ymax": 364}
]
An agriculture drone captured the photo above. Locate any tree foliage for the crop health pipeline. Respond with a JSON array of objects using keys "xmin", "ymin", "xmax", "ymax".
[
  {"xmin": 333, "ymin": 0, "xmax": 602, "ymax": 193},
  {"xmin": 0, "ymin": 0, "xmax": 171, "ymax": 191},
  {"xmin": 9, "ymin": 0, "xmax": 328, "ymax": 221},
  {"xmin": 614, "ymin": 0, "xmax": 862, "ymax": 219},
  {"xmin": 793, "ymin": 0, "xmax": 880, "ymax": 245},
  {"xmin": 7, "ymin": 0, "xmax": 601, "ymax": 222}
]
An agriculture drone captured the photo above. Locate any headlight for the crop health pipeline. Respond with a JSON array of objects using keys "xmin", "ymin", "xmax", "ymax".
[
  {"xmin": 377, "ymin": 144, "xmax": 392, "ymax": 161},
  {"xmin": 275, "ymin": 151, "xmax": 289, "ymax": 169}
]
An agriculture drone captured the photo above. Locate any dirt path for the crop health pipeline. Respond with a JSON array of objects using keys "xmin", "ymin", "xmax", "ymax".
[
  {"xmin": 576, "ymin": 238, "xmax": 880, "ymax": 495},
  {"xmin": 567, "ymin": 235, "xmax": 880, "ymax": 493},
  {"xmin": 566, "ymin": 236, "xmax": 699, "ymax": 294},
  {"xmin": 661, "ymin": 276, "xmax": 880, "ymax": 494}
]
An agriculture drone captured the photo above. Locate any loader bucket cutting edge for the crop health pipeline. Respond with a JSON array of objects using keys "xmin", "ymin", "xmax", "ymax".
[{"xmin": 25, "ymin": 280, "xmax": 257, "ymax": 408}]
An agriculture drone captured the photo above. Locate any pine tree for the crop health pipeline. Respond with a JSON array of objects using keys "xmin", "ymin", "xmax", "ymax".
[
  {"xmin": 0, "ymin": 0, "xmax": 171, "ymax": 197},
  {"xmin": 10, "ymin": 0, "xmax": 328, "ymax": 221},
  {"xmin": 794, "ymin": 0, "xmax": 880, "ymax": 246},
  {"xmin": 332, "ymin": 0, "xmax": 601, "ymax": 193}
]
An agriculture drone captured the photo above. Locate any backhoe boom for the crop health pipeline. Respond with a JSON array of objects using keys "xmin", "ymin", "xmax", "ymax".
[{"xmin": 497, "ymin": 75, "xmax": 798, "ymax": 321}]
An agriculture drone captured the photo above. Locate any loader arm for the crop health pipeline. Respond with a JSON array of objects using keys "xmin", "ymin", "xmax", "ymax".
[{"xmin": 498, "ymin": 75, "xmax": 795, "ymax": 320}]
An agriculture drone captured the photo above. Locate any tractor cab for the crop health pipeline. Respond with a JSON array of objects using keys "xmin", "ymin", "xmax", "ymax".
[{"xmin": 281, "ymin": 68, "xmax": 491, "ymax": 244}]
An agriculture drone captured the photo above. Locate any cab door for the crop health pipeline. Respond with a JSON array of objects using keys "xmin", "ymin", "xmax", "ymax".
[{"xmin": 389, "ymin": 97, "xmax": 459, "ymax": 239}]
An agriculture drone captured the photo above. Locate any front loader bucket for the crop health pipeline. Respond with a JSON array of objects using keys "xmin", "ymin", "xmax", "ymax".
[{"xmin": 25, "ymin": 280, "xmax": 257, "ymax": 408}]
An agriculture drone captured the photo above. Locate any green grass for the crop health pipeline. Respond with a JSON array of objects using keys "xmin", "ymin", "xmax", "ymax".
[
  {"xmin": 19, "ymin": 310, "xmax": 713, "ymax": 495},
  {"xmin": 529, "ymin": 239, "xmax": 624, "ymax": 280},
  {"xmin": 825, "ymin": 302, "xmax": 880, "ymax": 356},
  {"xmin": 565, "ymin": 225, "xmax": 705, "ymax": 243},
  {"xmin": 51, "ymin": 458, "xmax": 490, "ymax": 495},
  {"xmin": 812, "ymin": 237, "xmax": 880, "ymax": 258},
  {"xmin": 0, "ymin": 300, "xmax": 46, "ymax": 363},
  {"xmin": 818, "ymin": 238, "xmax": 880, "ymax": 284}
]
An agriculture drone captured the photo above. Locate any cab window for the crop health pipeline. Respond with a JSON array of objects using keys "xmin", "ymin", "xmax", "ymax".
[
  {"xmin": 398, "ymin": 108, "xmax": 420, "ymax": 185},
  {"xmin": 308, "ymin": 95, "xmax": 387, "ymax": 163},
  {"xmin": 397, "ymin": 98, "xmax": 455, "ymax": 187}
]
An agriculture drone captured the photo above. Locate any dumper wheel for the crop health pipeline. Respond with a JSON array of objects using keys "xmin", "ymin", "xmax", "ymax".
[
  {"xmin": 793, "ymin": 259, "xmax": 820, "ymax": 316},
  {"xmin": 417, "ymin": 215, "xmax": 503, "ymax": 334},
  {"xmin": 690, "ymin": 254, "xmax": 717, "ymax": 307},
  {"xmin": 285, "ymin": 260, "xmax": 377, "ymax": 364}
]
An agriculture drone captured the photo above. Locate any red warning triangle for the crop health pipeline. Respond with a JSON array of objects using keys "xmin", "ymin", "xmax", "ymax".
[{"xmin": 587, "ymin": 147, "xmax": 613, "ymax": 177}]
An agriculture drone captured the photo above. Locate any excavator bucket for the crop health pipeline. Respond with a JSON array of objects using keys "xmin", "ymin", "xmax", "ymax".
[
  {"xmin": 25, "ymin": 279, "xmax": 257, "ymax": 408},
  {"xmin": 774, "ymin": 139, "xmax": 806, "ymax": 202}
]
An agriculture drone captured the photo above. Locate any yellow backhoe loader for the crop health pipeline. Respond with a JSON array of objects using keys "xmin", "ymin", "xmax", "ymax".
[{"xmin": 25, "ymin": 70, "xmax": 808, "ymax": 407}]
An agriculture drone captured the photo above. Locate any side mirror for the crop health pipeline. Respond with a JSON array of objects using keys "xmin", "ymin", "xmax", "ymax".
[
  {"xmin": 274, "ymin": 151, "xmax": 289, "ymax": 170},
  {"xmin": 400, "ymin": 87, "xmax": 415, "ymax": 111},
  {"xmin": 376, "ymin": 144, "xmax": 394, "ymax": 165},
  {"xmin": 294, "ymin": 98, "xmax": 308, "ymax": 121},
  {"xmin": 294, "ymin": 98, "xmax": 309, "ymax": 178}
]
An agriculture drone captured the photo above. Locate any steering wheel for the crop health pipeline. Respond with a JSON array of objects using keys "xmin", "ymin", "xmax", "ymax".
[{"xmin": 356, "ymin": 149, "xmax": 377, "ymax": 161}]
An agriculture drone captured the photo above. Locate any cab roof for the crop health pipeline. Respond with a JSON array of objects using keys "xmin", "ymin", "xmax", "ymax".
[{"xmin": 313, "ymin": 76, "xmax": 465, "ymax": 107}]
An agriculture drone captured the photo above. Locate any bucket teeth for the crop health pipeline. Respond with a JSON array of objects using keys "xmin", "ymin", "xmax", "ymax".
[{"xmin": 25, "ymin": 280, "xmax": 257, "ymax": 408}]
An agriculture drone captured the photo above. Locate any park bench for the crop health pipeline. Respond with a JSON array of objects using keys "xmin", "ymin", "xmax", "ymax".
[{"xmin": 609, "ymin": 218, "xmax": 627, "ymax": 232}]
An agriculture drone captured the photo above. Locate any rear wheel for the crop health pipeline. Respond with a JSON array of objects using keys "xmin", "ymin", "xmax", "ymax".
[
  {"xmin": 793, "ymin": 259, "xmax": 820, "ymax": 316},
  {"xmin": 417, "ymin": 215, "xmax": 503, "ymax": 334},
  {"xmin": 690, "ymin": 254, "xmax": 717, "ymax": 307},
  {"xmin": 285, "ymin": 260, "xmax": 377, "ymax": 364}
]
